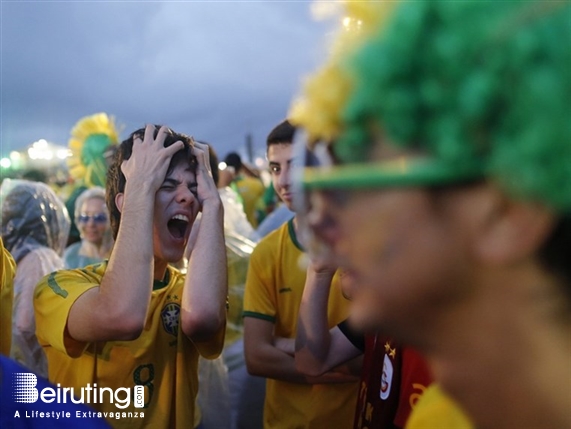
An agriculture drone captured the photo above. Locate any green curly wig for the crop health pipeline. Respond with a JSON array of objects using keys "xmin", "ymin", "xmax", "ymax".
[{"xmin": 299, "ymin": 0, "xmax": 571, "ymax": 212}]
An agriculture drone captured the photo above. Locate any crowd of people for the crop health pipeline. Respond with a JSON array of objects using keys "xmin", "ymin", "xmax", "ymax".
[
  {"xmin": 0, "ymin": 118, "xmax": 294, "ymax": 429},
  {"xmin": 1, "ymin": 1, "xmax": 569, "ymax": 429}
]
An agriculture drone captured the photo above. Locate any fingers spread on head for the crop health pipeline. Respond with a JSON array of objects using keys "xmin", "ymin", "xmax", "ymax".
[
  {"xmin": 120, "ymin": 159, "xmax": 128, "ymax": 173},
  {"xmin": 166, "ymin": 140, "xmax": 184, "ymax": 157},
  {"xmin": 194, "ymin": 146, "xmax": 210, "ymax": 171},
  {"xmin": 143, "ymin": 124, "xmax": 156, "ymax": 143},
  {"xmin": 192, "ymin": 144, "xmax": 204, "ymax": 159},
  {"xmin": 193, "ymin": 140, "xmax": 206, "ymax": 150},
  {"xmin": 155, "ymin": 125, "xmax": 170, "ymax": 147},
  {"xmin": 195, "ymin": 142, "xmax": 211, "ymax": 166}
]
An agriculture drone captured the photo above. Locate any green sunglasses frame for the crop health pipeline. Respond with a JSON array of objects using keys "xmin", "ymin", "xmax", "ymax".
[{"xmin": 301, "ymin": 157, "xmax": 486, "ymax": 191}]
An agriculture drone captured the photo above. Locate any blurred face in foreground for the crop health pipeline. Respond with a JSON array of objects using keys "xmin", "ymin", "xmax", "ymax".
[{"xmin": 304, "ymin": 143, "xmax": 482, "ymax": 341}]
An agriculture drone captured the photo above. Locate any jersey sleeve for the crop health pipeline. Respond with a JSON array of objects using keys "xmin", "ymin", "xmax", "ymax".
[
  {"xmin": 242, "ymin": 239, "xmax": 278, "ymax": 323},
  {"xmin": 34, "ymin": 268, "xmax": 100, "ymax": 358},
  {"xmin": 404, "ymin": 384, "xmax": 474, "ymax": 429}
]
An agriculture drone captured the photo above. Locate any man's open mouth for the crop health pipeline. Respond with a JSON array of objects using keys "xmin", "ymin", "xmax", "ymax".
[{"xmin": 167, "ymin": 214, "xmax": 190, "ymax": 239}]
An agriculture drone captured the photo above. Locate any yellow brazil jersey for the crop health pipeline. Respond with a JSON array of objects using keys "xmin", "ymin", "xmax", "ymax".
[
  {"xmin": 405, "ymin": 384, "xmax": 475, "ymax": 429},
  {"xmin": 234, "ymin": 176, "xmax": 265, "ymax": 228},
  {"xmin": 34, "ymin": 262, "xmax": 223, "ymax": 429},
  {"xmin": 243, "ymin": 219, "xmax": 359, "ymax": 429},
  {"xmin": 224, "ymin": 244, "xmax": 251, "ymax": 346},
  {"xmin": 1, "ymin": 237, "xmax": 16, "ymax": 355}
]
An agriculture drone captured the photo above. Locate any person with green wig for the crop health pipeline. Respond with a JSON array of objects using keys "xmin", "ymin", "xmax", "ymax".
[
  {"xmin": 65, "ymin": 113, "xmax": 120, "ymax": 246},
  {"xmin": 290, "ymin": 1, "xmax": 570, "ymax": 428}
]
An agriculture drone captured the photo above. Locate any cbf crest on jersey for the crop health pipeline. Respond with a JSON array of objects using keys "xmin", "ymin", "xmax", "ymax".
[
  {"xmin": 380, "ymin": 354, "xmax": 394, "ymax": 400},
  {"xmin": 161, "ymin": 302, "xmax": 181, "ymax": 336}
]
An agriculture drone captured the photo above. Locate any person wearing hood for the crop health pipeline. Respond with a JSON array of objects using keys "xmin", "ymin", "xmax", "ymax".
[{"xmin": 1, "ymin": 179, "xmax": 70, "ymax": 377}]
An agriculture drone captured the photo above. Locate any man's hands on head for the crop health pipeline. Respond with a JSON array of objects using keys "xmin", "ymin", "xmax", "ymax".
[
  {"xmin": 69, "ymin": 124, "xmax": 183, "ymax": 343},
  {"xmin": 121, "ymin": 124, "xmax": 184, "ymax": 193},
  {"xmin": 192, "ymin": 140, "xmax": 222, "ymax": 210}
]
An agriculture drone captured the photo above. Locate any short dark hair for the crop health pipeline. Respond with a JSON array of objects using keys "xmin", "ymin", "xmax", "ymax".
[
  {"xmin": 224, "ymin": 152, "xmax": 242, "ymax": 171},
  {"xmin": 266, "ymin": 119, "xmax": 296, "ymax": 149},
  {"xmin": 106, "ymin": 125, "xmax": 196, "ymax": 240},
  {"xmin": 21, "ymin": 169, "xmax": 48, "ymax": 183}
]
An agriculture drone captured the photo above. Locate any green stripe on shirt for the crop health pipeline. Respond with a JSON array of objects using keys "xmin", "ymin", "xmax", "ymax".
[{"xmin": 242, "ymin": 311, "xmax": 276, "ymax": 323}]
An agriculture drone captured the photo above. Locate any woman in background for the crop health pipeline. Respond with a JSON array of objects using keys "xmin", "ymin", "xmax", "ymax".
[{"xmin": 63, "ymin": 187, "xmax": 113, "ymax": 269}]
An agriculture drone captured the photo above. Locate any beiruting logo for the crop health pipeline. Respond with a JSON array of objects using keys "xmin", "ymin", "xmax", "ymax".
[{"xmin": 12, "ymin": 372, "xmax": 145, "ymax": 420}]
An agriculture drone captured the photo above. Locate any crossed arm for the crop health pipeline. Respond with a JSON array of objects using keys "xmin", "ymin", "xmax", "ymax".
[
  {"xmin": 244, "ymin": 317, "xmax": 360, "ymax": 384},
  {"xmin": 244, "ymin": 262, "xmax": 361, "ymax": 384},
  {"xmin": 294, "ymin": 265, "xmax": 363, "ymax": 377}
]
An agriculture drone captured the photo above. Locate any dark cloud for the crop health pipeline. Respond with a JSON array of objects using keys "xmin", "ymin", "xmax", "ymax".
[{"xmin": 1, "ymin": 1, "xmax": 333, "ymax": 160}]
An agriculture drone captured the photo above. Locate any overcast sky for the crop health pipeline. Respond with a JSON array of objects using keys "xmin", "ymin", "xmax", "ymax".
[{"xmin": 1, "ymin": 0, "xmax": 336, "ymax": 162}]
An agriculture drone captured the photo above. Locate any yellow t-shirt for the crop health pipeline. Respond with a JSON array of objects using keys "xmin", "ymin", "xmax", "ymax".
[
  {"xmin": 234, "ymin": 176, "xmax": 265, "ymax": 228},
  {"xmin": 405, "ymin": 384, "xmax": 475, "ymax": 429},
  {"xmin": 1, "ymin": 237, "xmax": 16, "ymax": 356},
  {"xmin": 34, "ymin": 262, "xmax": 223, "ymax": 429},
  {"xmin": 224, "ymin": 245, "xmax": 251, "ymax": 346},
  {"xmin": 243, "ymin": 219, "xmax": 358, "ymax": 428}
]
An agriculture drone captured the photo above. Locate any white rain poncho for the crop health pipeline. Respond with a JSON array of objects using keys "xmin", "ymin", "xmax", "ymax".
[{"xmin": 1, "ymin": 179, "xmax": 70, "ymax": 377}]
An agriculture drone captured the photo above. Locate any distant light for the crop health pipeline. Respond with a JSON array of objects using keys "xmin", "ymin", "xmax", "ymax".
[
  {"xmin": 28, "ymin": 147, "xmax": 38, "ymax": 160},
  {"xmin": 10, "ymin": 151, "xmax": 21, "ymax": 160},
  {"xmin": 218, "ymin": 162, "xmax": 227, "ymax": 171},
  {"xmin": 28, "ymin": 145, "xmax": 54, "ymax": 160},
  {"xmin": 34, "ymin": 139, "xmax": 48, "ymax": 149},
  {"xmin": 342, "ymin": 16, "xmax": 362, "ymax": 31},
  {"xmin": 310, "ymin": 2, "xmax": 341, "ymax": 20},
  {"xmin": 56, "ymin": 149, "xmax": 72, "ymax": 160},
  {"xmin": 0, "ymin": 158, "xmax": 11, "ymax": 168},
  {"xmin": 254, "ymin": 157, "xmax": 265, "ymax": 168}
]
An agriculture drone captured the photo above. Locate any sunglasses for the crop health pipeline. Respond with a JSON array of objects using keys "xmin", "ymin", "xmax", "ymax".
[
  {"xmin": 78, "ymin": 213, "xmax": 108, "ymax": 224},
  {"xmin": 290, "ymin": 132, "xmax": 486, "ymax": 259},
  {"xmin": 292, "ymin": 138, "xmax": 485, "ymax": 193}
]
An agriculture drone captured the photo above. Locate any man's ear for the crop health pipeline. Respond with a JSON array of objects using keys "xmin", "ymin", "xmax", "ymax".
[
  {"xmin": 474, "ymin": 188, "xmax": 556, "ymax": 265},
  {"xmin": 115, "ymin": 193, "xmax": 124, "ymax": 214}
]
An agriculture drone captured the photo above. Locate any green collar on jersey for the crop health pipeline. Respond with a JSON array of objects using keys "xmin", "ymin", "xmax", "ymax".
[
  {"xmin": 153, "ymin": 269, "xmax": 171, "ymax": 291},
  {"xmin": 288, "ymin": 217, "xmax": 305, "ymax": 252}
]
